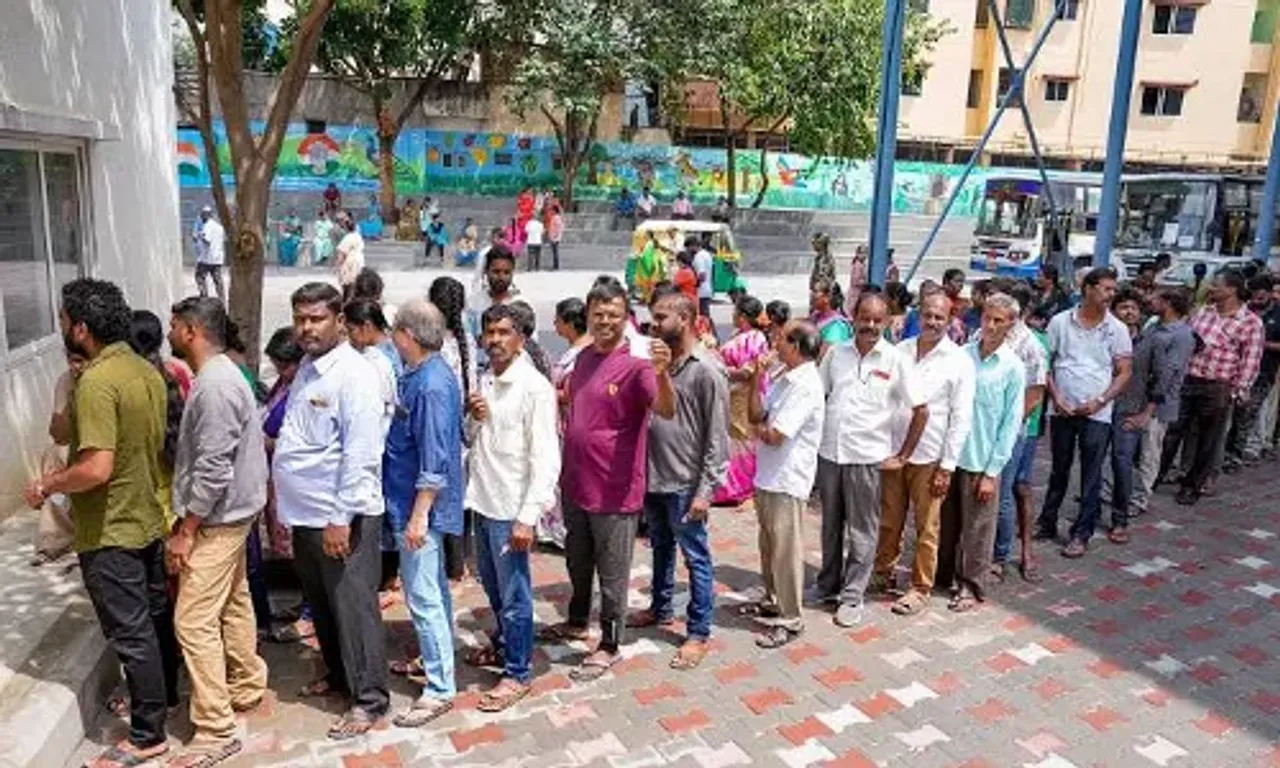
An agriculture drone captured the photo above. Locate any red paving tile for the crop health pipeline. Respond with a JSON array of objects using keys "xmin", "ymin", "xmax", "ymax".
[
  {"xmin": 659, "ymin": 708, "xmax": 711, "ymax": 734},
  {"xmin": 1250, "ymin": 691, "xmax": 1280, "ymax": 716},
  {"xmin": 1231, "ymin": 645, "xmax": 1271, "ymax": 667},
  {"xmin": 713, "ymin": 660, "xmax": 759, "ymax": 685},
  {"xmin": 813, "ymin": 664, "xmax": 863, "ymax": 690},
  {"xmin": 529, "ymin": 673, "xmax": 572, "ymax": 697},
  {"xmin": 778, "ymin": 715, "xmax": 836, "ymax": 746},
  {"xmin": 1003, "ymin": 615, "xmax": 1034, "ymax": 632},
  {"xmin": 784, "ymin": 641, "xmax": 829, "ymax": 665},
  {"xmin": 822, "ymin": 749, "xmax": 877, "ymax": 768},
  {"xmin": 847, "ymin": 625, "xmax": 883, "ymax": 644},
  {"xmin": 741, "ymin": 686, "xmax": 794, "ymax": 715},
  {"xmin": 985, "ymin": 652, "xmax": 1027, "ymax": 674},
  {"xmin": 1194, "ymin": 712, "xmax": 1236, "ymax": 738},
  {"xmin": 1079, "ymin": 706, "xmax": 1127, "ymax": 732},
  {"xmin": 855, "ymin": 691, "xmax": 904, "ymax": 720},
  {"xmin": 634, "ymin": 681, "xmax": 685, "ymax": 706},
  {"xmin": 930, "ymin": 670, "xmax": 964, "ymax": 695},
  {"xmin": 1087, "ymin": 658, "xmax": 1125, "ymax": 680},
  {"xmin": 611, "ymin": 655, "xmax": 654, "ymax": 676},
  {"xmin": 341, "ymin": 746, "xmax": 403, "ymax": 768},
  {"xmin": 1041, "ymin": 635, "xmax": 1077, "ymax": 654},
  {"xmin": 968, "ymin": 697, "xmax": 1016, "ymax": 725},
  {"xmin": 450, "ymin": 723, "xmax": 505, "ymax": 753},
  {"xmin": 1141, "ymin": 688, "xmax": 1172, "ymax": 708},
  {"xmin": 1189, "ymin": 662, "xmax": 1228, "ymax": 685}
]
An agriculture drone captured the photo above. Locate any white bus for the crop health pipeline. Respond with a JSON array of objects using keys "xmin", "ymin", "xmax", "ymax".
[
  {"xmin": 969, "ymin": 170, "xmax": 1104, "ymax": 279},
  {"xmin": 1114, "ymin": 173, "xmax": 1280, "ymax": 280}
]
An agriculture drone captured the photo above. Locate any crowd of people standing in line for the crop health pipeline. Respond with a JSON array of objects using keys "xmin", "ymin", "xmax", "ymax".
[{"xmin": 22, "ymin": 217, "xmax": 1280, "ymax": 766}]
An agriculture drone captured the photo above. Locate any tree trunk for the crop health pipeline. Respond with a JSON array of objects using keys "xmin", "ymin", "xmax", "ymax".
[
  {"xmin": 562, "ymin": 154, "xmax": 579, "ymax": 212},
  {"xmin": 721, "ymin": 98, "xmax": 736, "ymax": 210},
  {"xmin": 227, "ymin": 170, "xmax": 269, "ymax": 369},
  {"xmin": 751, "ymin": 145, "xmax": 770, "ymax": 209},
  {"xmin": 378, "ymin": 131, "xmax": 397, "ymax": 221}
]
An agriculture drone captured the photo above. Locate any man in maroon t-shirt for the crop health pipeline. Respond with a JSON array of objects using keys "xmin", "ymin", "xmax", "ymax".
[{"xmin": 541, "ymin": 277, "xmax": 675, "ymax": 680}]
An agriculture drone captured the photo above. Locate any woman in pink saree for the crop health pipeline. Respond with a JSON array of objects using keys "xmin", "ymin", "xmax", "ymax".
[{"xmin": 714, "ymin": 295, "xmax": 771, "ymax": 507}]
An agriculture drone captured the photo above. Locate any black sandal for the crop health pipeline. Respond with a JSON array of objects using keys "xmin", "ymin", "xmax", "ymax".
[
  {"xmin": 569, "ymin": 651, "xmax": 618, "ymax": 682},
  {"xmin": 328, "ymin": 708, "xmax": 379, "ymax": 740},
  {"xmin": 738, "ymin": 602, "xmax": 781, "ymax": 619},
  {"xmin": 754, "ymin": 625, "xmax": 801, "ymax": 649}
]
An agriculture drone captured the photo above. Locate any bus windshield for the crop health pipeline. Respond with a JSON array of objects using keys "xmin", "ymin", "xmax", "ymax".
[
  {"xmin": 975, "ymin": 178, "xmax": 1041, "ymax": 239},
  {"xmin": 1118, "ymin": 179, "xmax": 1215, "ymax": 251}
]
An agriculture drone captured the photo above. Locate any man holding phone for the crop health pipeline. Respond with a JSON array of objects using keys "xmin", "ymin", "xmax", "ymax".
[{"xmin": 462, "ymin": 303, "xmax": 561, "ymax": 710}]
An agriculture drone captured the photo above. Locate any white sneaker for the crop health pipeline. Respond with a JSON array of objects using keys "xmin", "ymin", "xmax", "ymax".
[{"xmin": 833, "ymin": 603, "xmax": 864, "ymax": 627}]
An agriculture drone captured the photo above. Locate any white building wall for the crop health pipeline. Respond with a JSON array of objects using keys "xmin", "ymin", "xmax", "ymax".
[{"xmin": 0, "ymin": 1, "xmax": 181, "ymax": 514}]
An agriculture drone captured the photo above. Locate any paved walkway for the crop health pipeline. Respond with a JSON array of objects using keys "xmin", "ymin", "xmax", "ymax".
[{"xmin": 68, "ymin": 447, "xmax": 1280, "ymax": 767}]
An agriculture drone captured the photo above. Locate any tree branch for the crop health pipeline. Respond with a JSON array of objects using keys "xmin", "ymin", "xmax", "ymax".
[
  {"xmin": 199, "ymin": 0, "xmax": 253, "ymax": 185},
  {"xmin": 174, "ymin": 0, "xmax": 231, "ymax": 226},
  {"xmin": 260, "ymin": 0, "xmax": 336, "ymax": 171}
]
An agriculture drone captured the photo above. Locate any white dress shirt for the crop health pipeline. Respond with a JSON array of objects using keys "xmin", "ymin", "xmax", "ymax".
[
  {"xmin": 200, "ymin": 218, "xmax": 226, "ymax": 266},
  {"xmin": 361, "ymin": 346, "xmax": 398, "ymax": 441},
  {"xmin": 273, "ymin": 342, "xmax": 385, "ymax": 527},
  {"xmin": 465, "ymin": 352, "xmax": 561, "ymax": 526},
  {"xmin": 892, "ymin": 336, "xmax": 975, "ymax": 470},
  {"xmin": 755, "ymin": 361, "xmax": 826, "ymax": 499},
  {"xmin": 819, "ymin": 337, "xmax": 926, "ymax": 465}
]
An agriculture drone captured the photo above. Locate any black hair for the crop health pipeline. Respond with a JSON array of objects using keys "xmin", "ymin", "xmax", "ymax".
[
  {"xmin": 587, "ymin": 276, "xmax": 629, "ymax": 308},
  {"xmin": 766, "ymin": 299, "xmax": 791, "ymax": 327},
  {"xmin": 786, "ymin": 321, "xmax": 822, "ymax": 361},
  {"xmin": 291, "ymin": 282, "xmax": 343, "ymax": 315},
  {"xmin": 735, "ymin": 295, "xmax": 765, "ymax": 329},
  {"xmin": 343, "ymin": 299, "xmax": 388, "ymax": 332},
  {"xmin": 649, "ymin": 281, "xmax": 681, "ymax": 306},
  {"xmin": 811, "ymin": 276, "xmax": 845, "ymax": 313},
  {"xmin": 351, "ymin": 267, "xmax": 384, "ymax": 302},
  {"xmin": 1040, "ymin": 263, "xmax": 1060, "ymax": 283},
  {"xmin": 1158, "ymin": 287, "xmax": 1191, "ymax": 317},
  {"xmin": 427, "ymin": 276, "xmax": 471, "ymax": 401},
  {"xmin": 481, "ymin": 303, "xmax": 519, "ymax": 332},
  {"xmin": 683, "ymin": 235, "xmax": 700, "ymax": 249},
  {"xmin": 62, "ymin": 278, "xmax": 132, "ymax": 346},
  {"xmin": 555, "ymin": 297, "xmax": 588, "ymax": 335},
  {"xmin": 1154, "ymin": 252, "xmax": 1172, "ymax": 266},
  {"xmin": 1111, "ymin": 286, "xmax": 1142, "ymax": 310},
  {"xmin": 1082, "ymin": 266, "xmax": 1118, "ymax": 289},
  {"xmin": 1137, "ymin": 262, "xmax": 1157, "ymax": 275},
  {"xmin": 170, "ymin": 297, "xmax": 229, "ymax": 347},
  {"xmin": 883, "ymin": 281, "xmax": 913, "ymax": 311},
  {"xmin": 1248, "ymin": 274, "xmax": 1275, "ymax": 295},
  {"xmin": 652, "ymin": 288, "xmax": 696, "ymax": 321},
  {"xmin": 1218, "ymin": 268, "xmax": 1249, "ymax": 301},
  {"xmin": 225, "ymin": 320, "xmax": 248, "ymax": 355},
  {"xmin": 507, "ymin": 301, "xmax": 553, "ymax": 380},
  {"xmin": 851, "ymin": 289, "xmax": 887, "ymax": 318},
  {"xmin": 1006, "ymin": 280, "xmax": 1035, "ymax": 315},
  {"xmin": 265, "ymin": 326, "xmax": 304, "ymax": 366},
  {"xmin": 943, "ymin": 268, "xmax": 966, "ymax": 284},
  {"xmin": 485, "ymin": 244, "xmax": 516, "ymax": 270},
  {"xmin": 127, "ymin": 308, "xmax": 184, "ymax": 472}
]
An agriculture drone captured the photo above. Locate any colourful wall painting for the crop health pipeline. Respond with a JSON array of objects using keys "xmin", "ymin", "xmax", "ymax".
[{"xmin": 178, "ymin": 121, "xmax": 994, "ymax": 216}]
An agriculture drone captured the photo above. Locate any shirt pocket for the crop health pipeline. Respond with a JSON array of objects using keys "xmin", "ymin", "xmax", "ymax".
[
  {"xmin": 486, "ymin": 401, "xmax": 526, "ymax": 457},
  {"xmin": 300, "ymin": 395, "xmax": 339, "ymax": 446}
]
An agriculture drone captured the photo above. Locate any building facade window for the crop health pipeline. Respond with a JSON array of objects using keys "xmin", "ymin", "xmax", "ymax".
[
  {"xmin": 1140, "ymin": 85, "xmax": 1186, "ymax": 116},
  {"xmin": 975, "ymin": 0, "xmax": 990, "ymax": 28},
  {"xmin": 0, "ymin": 140, "xmax": 88, "ymax": 357},
  {"xmin": 997, "ymin": 67, "xmax": 1024, "ymax": 107},
  {"xmin": 1044, "ymin": 79, "xmax": 1072, "ymax": 102},
  {"xmin": 966, "ymin": 70, "xmax": 985, "ymax": 108},
  {"xmin": 1254, "ymin": 0, "xmax": 1280, "ymax": 43},
  {"xmin": 1152, "ymin": 4, "xmax": 1197, "ymax": 35},
  {"xmin": 1238, "ymin": 73, "xmax": 1267, "ymax": 123},
  {"xmin": 902, "ymin": 68, "xmax": 925, "ymax": 96},
  {"xmin": 1056, "ymin": 0, "xmax": 1081, "ymax": 20},
  {"xmin": 1005, "ymin": 0, "xmax": 1035, "ymax": 28}
]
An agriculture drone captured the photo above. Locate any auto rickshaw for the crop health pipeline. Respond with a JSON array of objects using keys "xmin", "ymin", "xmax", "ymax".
[{"xmin": 625, "ymin": 220, "xmax": 748, "ymax": 301}]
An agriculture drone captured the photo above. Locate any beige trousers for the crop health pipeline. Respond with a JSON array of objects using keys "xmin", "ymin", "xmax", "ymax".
[
  {"xmin": 754, "ymin": 489, "xmax": 806, "ymax": 631},
  {"xmin": 874, "ymin": 462, "xmax": 943, "ymax": 593},
  {"xmin": 174, "ymin": 521, "xmax": 268, "ymax": 740}
]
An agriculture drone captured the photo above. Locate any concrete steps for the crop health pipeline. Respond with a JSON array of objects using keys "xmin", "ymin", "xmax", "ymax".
[{"xmin": 0, "ymin": 515, "xmax": 116, "ymax": 768}]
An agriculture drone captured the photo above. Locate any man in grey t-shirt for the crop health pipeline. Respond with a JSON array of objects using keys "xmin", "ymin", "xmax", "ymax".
[{"xmin": 1034, "ymin": 267, "xmax": 1132, "ymax": 559}]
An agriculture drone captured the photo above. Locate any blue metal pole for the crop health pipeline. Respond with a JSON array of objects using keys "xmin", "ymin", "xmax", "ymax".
[
  {"xmin": 904, "ymin": 7, "xmax": 1060, "ymax": 282},
  {"xmin": 1092, "ymin": 0, "xmax": 1143, "ymax": 267},
  {"xmin": 1253, "ymin": 104, "xmax": 1280, "ymax": 265},
  {"xmin": 868, "ymin": 0, "xmax": 907, "ymax": 286},
  {"xmin": 989, "ymin": 0, "xmax": 1058, "ymax": 218}
]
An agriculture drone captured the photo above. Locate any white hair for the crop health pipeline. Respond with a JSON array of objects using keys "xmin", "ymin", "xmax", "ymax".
[
  {"xmin": 393, "ymin": 298, "xmax": 445, "ymax": 352},
  {"xmin": 984, "ymin": 291, "xmax": 1021, "ymax": 318}
]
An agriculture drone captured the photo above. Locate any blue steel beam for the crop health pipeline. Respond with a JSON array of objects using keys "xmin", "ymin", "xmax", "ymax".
[
  {"xmin": 988, "ymin": 0, "xmax": 1059, "ymax": 220},
  {"xmin": 1092, "ymin": 0, "xmax": 1143, "ymax": 266},
  {"xmin": 868, "ymin": 0, "xmax": 907, "ymax": 286},
  {"xmin": 905, "ymin": 6, "xmax": 1061, "ymax": 283},
  {"xmin": 1253, "ymin": 103, "xmax": 1280, "ymax": 265}
]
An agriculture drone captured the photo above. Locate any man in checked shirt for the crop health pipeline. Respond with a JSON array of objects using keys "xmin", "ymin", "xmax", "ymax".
[{"xmin": 1176, "ymin": 269, "xmax": 1264, "ymax": 506}]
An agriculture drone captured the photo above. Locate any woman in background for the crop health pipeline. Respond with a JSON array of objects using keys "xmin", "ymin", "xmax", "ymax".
[
  {"xmin": 714, "ymin": 295, "xmax": 771, "ymax": 509},
  {"xmin": 311, "ymin": 208, "xmax": 335, "ymax": 265},
  {"xmin": 278, "ymin": 208, "xmax": 303, "ymax": 267}
]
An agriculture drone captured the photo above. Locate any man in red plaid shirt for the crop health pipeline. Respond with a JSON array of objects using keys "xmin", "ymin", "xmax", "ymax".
[{"xmin": 1176, "ymin": 269, "xmax": 1264, "ymax": 505}]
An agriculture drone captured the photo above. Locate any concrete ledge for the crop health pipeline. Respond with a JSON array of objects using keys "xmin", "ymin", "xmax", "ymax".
[{"xmin": 0, "ymin": 516, "xmax": 116, "ymax": 768}]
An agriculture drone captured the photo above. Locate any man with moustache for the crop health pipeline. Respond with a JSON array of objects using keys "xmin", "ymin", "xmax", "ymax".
[
  {"xmin": 872, "ymin": 293, "xmax": 974, "ymax": 616},
  {"xmin": 24, "ymin": 279, "xmax": 178, "ymax": 767},
  {"xmin": 628, "ymin": 287, "xmax": 729, "ymax": 670},
  {"xmin": 542, "ymin": 277, "xmax": 675, "ymax": 681},
  {"xmin": 463, "ymin": 303, "xmax": 561, "ymax": 711},
  {"xmin": 273, "ymin": 282, "xmax": 388, "ymax": 739},
  {"xmin": 937, "ymin": 293, "xmax": 1025, "ymax": 612},
  {"xmin": 811, "ymin": 292, "xmax": 929, "ymax": 627},
  {"xmin": 165, "ymin": 297, "xmax": 269, "ymax": 766}
]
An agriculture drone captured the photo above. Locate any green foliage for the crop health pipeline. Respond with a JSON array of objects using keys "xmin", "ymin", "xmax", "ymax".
[{"xmin": 173, "ymin": 0, "xmax": 274, "ymax": 70}]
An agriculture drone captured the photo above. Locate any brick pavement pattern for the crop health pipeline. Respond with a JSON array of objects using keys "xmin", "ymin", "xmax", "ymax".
[{"xmin": 71, "ymin": 459, "xmax": 1280, "ymax": 767}]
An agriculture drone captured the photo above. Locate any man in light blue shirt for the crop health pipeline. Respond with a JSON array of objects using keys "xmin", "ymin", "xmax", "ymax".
[
  {"xmin": 938, "ymin": 292, "xmax": 1025, "ymax": 613},
  {"xmin": 692, "ymin": 234, "xmax": 717, "ymax": 339},
  {"xmin": 273, "ymin": 282, "xmax": 388, "ymax": 739},
  {"xmin": 1034, "ymin": 267, "xmax": 1132, "ymax": 558}
]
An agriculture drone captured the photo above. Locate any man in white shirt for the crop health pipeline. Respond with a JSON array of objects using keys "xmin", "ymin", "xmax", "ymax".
[
  {"xmin": 273, "ymin": 282, "xmax": 388, "ymax": 739},
  {"xmin": 692, "ymin": 235, "xmax": 717, "ymax": 339},
  {"xmin": 746, "ymin": 320, "xmax": 825, "ymax": 649},
  {"xmin": 194, "ymin": 206, "xmax": 226, "ymax": 302},
  {"xmin": 637, "ymin": 186, "xmax": 657, "ymax": 221},
  {"xmin": 812, "ymin": 293, "xmax": 928, "ymax": 628},
  {"xmin": 872, "ymin": 294, "xmax": 974, "ymax": 616},
  {"xmin": 461, "ymin": 304, "xmax": 560, "ymax": 711},
  {"xmin": 524, "ymin": 217, "xmax": 545, "ymax": 271}
]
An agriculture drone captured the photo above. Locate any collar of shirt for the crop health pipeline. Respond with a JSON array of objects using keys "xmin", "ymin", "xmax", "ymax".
[
  {"xmin": 304, "ymin": 342, "xmax": 349, "ymax": 377},
  {"xmin": 87, "ymin": 341, "xmax": 132, "ymax": 371},
  {"xmin": 820, "ymin": 338, "xmax": 910, "ymax": 465}
]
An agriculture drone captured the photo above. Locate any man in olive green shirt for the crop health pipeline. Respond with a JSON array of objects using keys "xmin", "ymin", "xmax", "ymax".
[{"xmin": 24, "ymin": 279, "xmax": 178, "ymax": 766}]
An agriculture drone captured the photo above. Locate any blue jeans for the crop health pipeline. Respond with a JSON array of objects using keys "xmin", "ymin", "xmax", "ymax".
[
  {"xmin": 398, "ymin": 530, "xmax": 456, "ymax": 699},
  {"xmin": 644, "ymin": 491, "xmax": 715, "ymax": 639},
  {"xmin": 993, "ymin": 434, "xmax": 1026, "ymax": 564},
  {"xmin": 1036, "ymin": 415, "xmax": 1112, "ymax": 543},
  {"xmin": 474, "ymin": 516, "xmax": 534, "ymax": 684},
  {"xmin": 1110, "ymin": 417, "xmax": 1143, "ymax": 527}
]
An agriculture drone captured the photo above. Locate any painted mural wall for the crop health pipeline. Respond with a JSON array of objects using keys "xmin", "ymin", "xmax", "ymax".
[{"xmin": 177, "ymin": 121, "xmax": 993, "ymax": 216}]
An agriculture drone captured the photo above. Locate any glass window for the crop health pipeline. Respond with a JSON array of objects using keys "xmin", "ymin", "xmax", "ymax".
[
  {"xmin": 0, "ymin": 149, "xmax": 54, "ymax": 350},
  {"xmin": 966, "ymin": 70, "xmax": 984, "ymax": 108},
  {"xmin": 997, "ymin": 68, "xmax": 1023, "ymax": 107},
  {"xmin": 1238, "ymin": 73, "xmax": 1267, "ymax": 123},
  {"xmin": 1006, "ymin": 0, "xmax": 1034, "ymax": 28},
  {"xmin": 1045, "ymin": 80, "xmax": 1071, "ymax": 102},
  {"xmin": 1153, "ymin": 4, "xmax": 1197, "ymax": 34},
  {"xmin": 0, "ymin": 146, "xmax": 85, "ymax": 355},
  {"xmin": 1057, "ymin": 0, "xmax": 1080, "ymax": 20},
  {"xmin": 1253, "ymin": 0, "xmax": 1280, "ymax": 43},
  {"xmin": 902, "ymin": 68, "xmax": 925, "ymax": 96},
  {"xmin": 1140, "ymin": 86, "xmax": 1186, "ymax": 117}
]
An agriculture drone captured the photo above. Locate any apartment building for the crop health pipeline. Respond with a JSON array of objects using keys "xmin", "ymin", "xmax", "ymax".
[{"xmin": 901, "ymin": 0, "xmax": 1280, "ymax": 169}]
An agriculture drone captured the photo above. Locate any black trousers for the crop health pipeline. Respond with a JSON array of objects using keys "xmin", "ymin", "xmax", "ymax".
[
  {"xmin": 80, "ymin": 540, "xmax": 180, "ymax": 749},
  {"xmin": 1177, "ymin": 377, "xmax": 1233, "ymax": 493},
  {"xmin": 528, "ymin": 244, "xmax": 542, "ymax": 271},
  {"xmin": 550, "ymin": 241, "xmax": 561, "ymax": 270},
  {"xmin": 564, "ymin": 503, "xmax": 639, "ymax": 653},
  {"xmin": 444, "ymin": 510, "xmax": 474, "ymax": 580},
  {"xmin": 292, "ymin": 515, "xmax": 389, "ymax": 716}
]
